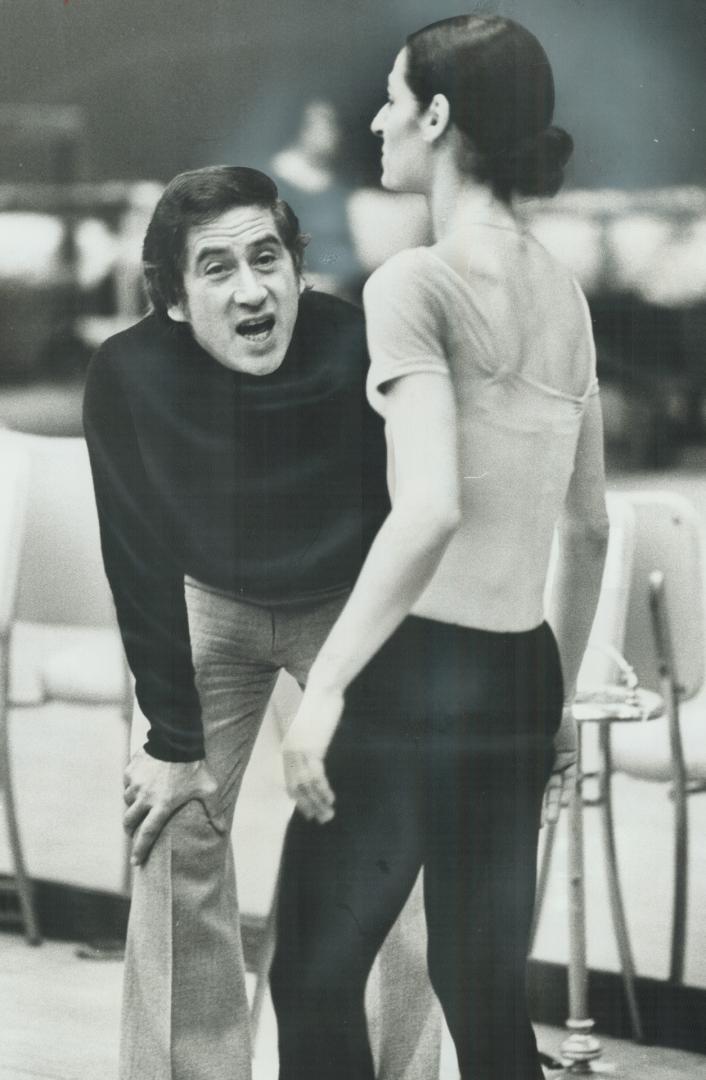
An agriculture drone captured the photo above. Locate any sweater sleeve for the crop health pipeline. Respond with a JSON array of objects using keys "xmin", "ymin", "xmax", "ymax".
[{"xmin": 83, "ymin": 347, "xmax": 204, "ymax": 761}]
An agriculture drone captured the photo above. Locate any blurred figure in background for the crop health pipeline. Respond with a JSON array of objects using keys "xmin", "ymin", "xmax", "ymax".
[{"xmin": 271, "ymin": 99, "xmax": 365, "ymax": 301}]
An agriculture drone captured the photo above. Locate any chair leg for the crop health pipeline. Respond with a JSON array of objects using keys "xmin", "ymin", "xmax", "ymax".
[
  {"xmin": 668, "ymin": 728, "xmax": 688, "ymax": 986},
  {"xmin": 529, "ymin": 819, "xmax": 558, "ymax": 952},
  {"xmin": 0, "ymin": 639, "xmax": 41, "ymax": 945},
  {"xmin": 559, "ymin": 739, "xmax": 605, "ymax": 1071},
  {"xmin": 648, "ymin": 572, "xmax": 689, "ymax": 985},
  {"xmin": 597, "ymin": 722, "xmax": 642, "ymax": 1041}
]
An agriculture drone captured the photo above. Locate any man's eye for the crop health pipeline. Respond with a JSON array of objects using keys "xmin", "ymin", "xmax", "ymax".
[
  {"xmin": 204, "ymin": 262, "xmax": 227, "ymax": 277},
  {"xmin": 254, "ymin": 251, "xmax": 277, "ymax": 269}
]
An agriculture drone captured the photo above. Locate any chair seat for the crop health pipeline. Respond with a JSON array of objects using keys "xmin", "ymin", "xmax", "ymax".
[
  {"xmin": 40, "ymin": 632, "xmax": 126, "ymax": 704},
  {"xmin": 610, "ymin": 697, "xmax": 706, "ymax": 783},
  {"xmin": 10, "ymin": 623, "xmax": 126, "ymax": 706}
]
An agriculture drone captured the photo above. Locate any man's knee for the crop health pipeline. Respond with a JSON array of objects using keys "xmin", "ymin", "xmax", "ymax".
[{"xmin": 153, "ymin": 797, "xmax": 230, "ymax": 877}]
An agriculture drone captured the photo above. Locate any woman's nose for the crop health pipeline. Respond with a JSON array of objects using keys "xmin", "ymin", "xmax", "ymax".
[{"xmin": 370, "ymin": 106, "xmax": 386, "ymax": 136}]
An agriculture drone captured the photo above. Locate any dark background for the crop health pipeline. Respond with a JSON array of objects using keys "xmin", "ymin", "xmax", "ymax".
[{"xmin": 3, "ymin": 0, "xmax": 705, "ymax": 189}]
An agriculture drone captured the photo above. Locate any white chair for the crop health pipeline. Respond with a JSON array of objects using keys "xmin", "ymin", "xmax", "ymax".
[
  {"xmin": 533, "ymin": 489, "xmax": 705, "ymax": 1055},
  {"xmin": 532, "ymin": 492, "xmax": 645, "ymax": 1046},
  {"xmin": 0, "ymin": 438, "xmax": 37, "ymax": 941},
  {"xmin": 606, "ymin": 492, "xmax": 705, "ymax": 986},
  {"xmin": 0, "ymin": 429, "xmax": 133, "ymax": 943}
]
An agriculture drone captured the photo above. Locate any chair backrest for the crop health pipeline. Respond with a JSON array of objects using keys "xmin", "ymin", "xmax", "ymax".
[
  {"xmin": 545, "ymin": 491, "xmax": 637, "ymax": 690},
  {"xmin": 0, "ymin": 429, "xmax": 117, "ymax": 628},
  {"xmin": 622, "ymin": 491, "xmax": 704, "ymax": 700},
  {"xmin": 578, "ymin": 492, "xmax": 638, "ymax": 689},
  {"xmin": 0, "ymin": 439, "xmax": 30, "ymax": 636}
]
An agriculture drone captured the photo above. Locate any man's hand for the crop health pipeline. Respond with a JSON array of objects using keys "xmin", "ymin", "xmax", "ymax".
[
  {"xmin": 123, "ymin": 749, "xmax": 218, "ymax": 866},
  {"xmin": 281, "ymin": 682, "xmax": 344, "ymax": 825},
  {"xmin": 542, "ymin": 704, "xmax": 578, "ymax": 827}
]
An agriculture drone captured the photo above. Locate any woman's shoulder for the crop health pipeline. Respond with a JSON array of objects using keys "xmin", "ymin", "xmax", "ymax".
[{"xmin": 365, "ymin": 246, "xmax": 431, "ymax": 289}]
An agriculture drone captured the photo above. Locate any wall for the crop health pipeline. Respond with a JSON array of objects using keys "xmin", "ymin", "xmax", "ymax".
[{"xmin": 1, "ymin": 0, "xmax": 704, "ymax": 189}]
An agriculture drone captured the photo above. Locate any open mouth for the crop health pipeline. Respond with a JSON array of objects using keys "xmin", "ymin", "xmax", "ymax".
[{"xmin": 236, "ymin": 315, "xmax": 275, "ymax": 342}]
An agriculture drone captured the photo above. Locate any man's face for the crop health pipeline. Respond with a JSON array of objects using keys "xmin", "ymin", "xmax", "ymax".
[{"xmin": 168, "ymin": 205, "xmax": 301, "ymax": 376}]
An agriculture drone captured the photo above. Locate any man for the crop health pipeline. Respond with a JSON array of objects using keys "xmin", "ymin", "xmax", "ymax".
[{"xmin": 83, "ymin": 166, "xmax": 439, "ymax": 1080}]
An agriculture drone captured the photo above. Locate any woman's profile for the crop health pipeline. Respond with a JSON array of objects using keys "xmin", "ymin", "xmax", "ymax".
[{"xmin": 271, "ymin": 15, "xmax": 609, "ymax": 1080}]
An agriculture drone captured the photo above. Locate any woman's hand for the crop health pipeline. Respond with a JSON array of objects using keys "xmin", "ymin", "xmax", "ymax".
[
  {"xmin": 542, "ymin": 704, "xmax": 578, "ymax": 826},
  {"xmin": 281, "ymin": 682, "xmax": 344, "ymax": 824}
]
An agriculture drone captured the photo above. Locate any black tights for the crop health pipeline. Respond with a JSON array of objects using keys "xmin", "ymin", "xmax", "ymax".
[{"xmin": 270, "ymin": 617, "xmax": 562, "ymax": 1080}]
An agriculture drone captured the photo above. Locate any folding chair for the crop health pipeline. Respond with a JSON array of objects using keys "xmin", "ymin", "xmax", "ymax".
[
  {"xmin": 532, "ymin": 492, "xmax": 647, "ymax": 1045},
  {"xmin": 606, "ymin": 491, "xmax": 705, "ymax": 986},
  {"xmin": 0, "ymin": 429, "xmax": 133, "ymax": 943}
]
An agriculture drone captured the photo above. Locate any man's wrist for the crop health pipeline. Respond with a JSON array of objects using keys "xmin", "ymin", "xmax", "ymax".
[{"xmin": 143, "ymin": 738, "xmax": 206, "ymax": 763}]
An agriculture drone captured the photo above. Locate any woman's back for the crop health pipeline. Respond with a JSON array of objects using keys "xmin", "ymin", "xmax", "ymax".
[{"xmin": 364, "ymin": 227, "xmax": 597, "ymax": 632}]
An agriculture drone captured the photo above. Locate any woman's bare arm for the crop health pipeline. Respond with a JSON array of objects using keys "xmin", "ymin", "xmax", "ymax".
[
  {"xmin": 281, "ymin": 370, "xmax": 461, "ymax": 821},
  {"xmin": 543, "ymin": 393, "xmax": 609, "ymax": 824},
  {"xmin": 547, "ymin": 393, "xmax": 610, "ymax": 701},
  {"xmin": 310, "ymin": 370, "xmax": 460, "ymax": 693}
]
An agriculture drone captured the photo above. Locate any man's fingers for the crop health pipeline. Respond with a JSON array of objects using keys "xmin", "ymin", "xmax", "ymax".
[
  {"xmin": 123, "ymin": 798, "xmax": 149, "ymax": 834},
  {"xmin": 131, "ymin": 806, "xmax": 171, "ymax": 866}
]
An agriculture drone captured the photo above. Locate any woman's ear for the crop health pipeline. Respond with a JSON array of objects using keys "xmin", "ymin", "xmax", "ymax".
[{"xmin": 421, "ymin": 94, "xmax": 451, "ymax": 144}]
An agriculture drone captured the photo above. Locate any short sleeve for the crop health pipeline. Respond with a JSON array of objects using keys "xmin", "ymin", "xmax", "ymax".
[
  {"xmin": 572, "ymin": 276, "xmax": 600, "ymax": 399},
  {"xmin": 363, "ymin": 250, "xmax": 450, "ymax": 415}
]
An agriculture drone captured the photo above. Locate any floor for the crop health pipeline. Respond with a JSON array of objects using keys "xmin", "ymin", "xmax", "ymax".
[{"xmin": 1, "ymin": 933, "xmax": 704, "ymax": 1080}]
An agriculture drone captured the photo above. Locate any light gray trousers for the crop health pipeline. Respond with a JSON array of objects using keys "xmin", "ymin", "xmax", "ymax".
[{"xmin": 120, "ymin": 581, "xmax": 441, "ymax": 1080}]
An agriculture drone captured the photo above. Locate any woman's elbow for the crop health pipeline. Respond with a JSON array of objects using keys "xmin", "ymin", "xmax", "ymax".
[
  {"xmin": 397, "ymin": 495, "xmax": 461, "ymax": 545},
  {"xmin": 562, "ymin": 512, "xmax": 610, "ymax": 557},
  {"xmin": 436, "ymin": 503, "xmax": 462, "ymax": 539}
]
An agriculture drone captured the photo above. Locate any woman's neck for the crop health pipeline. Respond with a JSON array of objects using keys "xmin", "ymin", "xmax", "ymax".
[{"xmin": 428, "ymin": 170, "xmax": 516, "ymax": 242}]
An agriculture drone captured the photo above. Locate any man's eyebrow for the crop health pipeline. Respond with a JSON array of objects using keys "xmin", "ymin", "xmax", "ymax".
[
  {"xmin": 247, "ymin": 233, "xmax": 284, "ymax": 251},
  {"xmin": 193, "ymin": 244, "xmax": 230, "ymax": 267},
  {"xmin": 193, "ymin": 233, "xmax": 283, "ymax": 266}
]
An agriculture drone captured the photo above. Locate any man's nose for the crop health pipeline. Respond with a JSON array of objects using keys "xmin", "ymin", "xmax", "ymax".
[
  {"xmin": 233, "ymin": 267, "xmax": 267, "ymax": 306},
  {"xmin": 370, "ymin": 106, "xmax": 385, "ymax": 135}
]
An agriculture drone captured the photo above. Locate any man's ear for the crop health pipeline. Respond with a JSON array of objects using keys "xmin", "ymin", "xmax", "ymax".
[
  {"xmin": 167, "ymin": 300, "xmax": 189, "ymax": 323},
  {"xmin": 421, "ymin": 93, "xmax": 451, "ymax": 144}
]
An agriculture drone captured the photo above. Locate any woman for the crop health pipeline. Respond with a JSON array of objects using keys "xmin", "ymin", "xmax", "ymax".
[{"xmin": 270, "ymin": 15, "xmax": 609, "ymax": 1080}]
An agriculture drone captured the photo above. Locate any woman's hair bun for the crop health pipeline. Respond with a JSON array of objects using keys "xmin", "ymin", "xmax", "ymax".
[{"xmin": 492, "ymin": 125, "xmax": 574, "ymax": 198}]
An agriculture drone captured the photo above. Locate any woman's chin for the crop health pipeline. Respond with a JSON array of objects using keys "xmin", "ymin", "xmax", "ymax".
[{"xmin": 380, "ymin": 169, "xmax": 400, "ymax": 192}]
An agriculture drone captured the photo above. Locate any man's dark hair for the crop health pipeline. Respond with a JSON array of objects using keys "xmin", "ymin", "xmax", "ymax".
[{"xmin": 142, "ymin": 166, "xmax": 308, "ymax": 318}]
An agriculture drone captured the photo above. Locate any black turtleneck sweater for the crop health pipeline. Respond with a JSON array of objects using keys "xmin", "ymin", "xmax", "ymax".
[{"xmin": 83, "ymin": 291, "xmax": 389, "ymax": 762}]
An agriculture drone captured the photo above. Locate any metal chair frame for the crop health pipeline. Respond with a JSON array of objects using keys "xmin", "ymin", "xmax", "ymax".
[
  {"xmin": 532, "ymin": 493, "xmax": 644, "ymax": 1045},
  {"xmin": 532, "ymin": 489, "xmax": 705, "ymax": 1051},
  {"xmin": 0, "ymin": 430, "xmax": 133, "ymax": 943}
]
